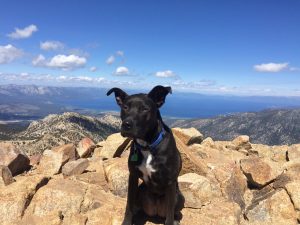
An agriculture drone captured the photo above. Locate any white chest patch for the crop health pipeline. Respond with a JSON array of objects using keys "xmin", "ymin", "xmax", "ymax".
[{"xmin": 138, "ymin": 151, "xmax": 156, "ymax": 182}]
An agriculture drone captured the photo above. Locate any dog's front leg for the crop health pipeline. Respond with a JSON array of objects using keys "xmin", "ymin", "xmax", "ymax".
[
  {"xmin": 165, "ymin": 182, "xmax": 178, "ymax": 225},
  {"xmin": 122, "ymin": 172, "xmax": 138, "ymax": 225}
]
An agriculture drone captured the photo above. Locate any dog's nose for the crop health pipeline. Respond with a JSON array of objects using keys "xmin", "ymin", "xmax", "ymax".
[{"xmin": 122, "ymin": 120, "xmax": 132, "ymax": 131}]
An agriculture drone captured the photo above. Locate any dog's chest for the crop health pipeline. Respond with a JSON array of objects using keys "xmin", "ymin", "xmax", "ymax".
[{"xmin": 137, "ymin": 150, "xmax": 156, "ymax": 183}]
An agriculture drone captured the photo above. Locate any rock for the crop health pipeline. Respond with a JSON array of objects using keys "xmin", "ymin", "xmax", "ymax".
[
  {"xmin": 0, "ymin": 175, "xmax": 50, "ymax": 225},
  {"xmin": 38, "ymin": 144, "xmax": 76, "ymax": 175},
  {"xmin": 287, "ymin": 144, "xmax": 300, "ymax": 161},
  {"xmin": 181, "ymin": 199, "xmax": 241, "ymax": 225},
  {"xmin": 178, "ymin": 173, "xmax": 221, "ymax": 208},
  {"xmin": 74, "ymin": 158, "xmax": 108, "ymax": 190},
  {"xmin": 73, "ymin": 172, "xmax": 109, "ymax": 191},
  {"xmin": 86, "ymin": 157, "xmax": 104, "ymax": 173},
  {"xmin": 81, "ymin": 184, "xmax": 125, "ymax": 213},
  {"xmin": 79, "ymin": 184, "xmax": 126, "ymax": 225},
  {"xmin": 76, "ymin": 137, "xmax": 95, "ymax": 158},
  {"xmin": 62, "ymin": 214, "xmax": 87, "ymax": 225},
  {"xmin": 201, "ymin": 137, "xmax": 215, "ymax": 148},
  {"xmin": 252, "ymin": 144, "xmax": 274, "ymax": 159},
  {"xmin": 270, "ymin": 145, "xmax": 289, "ymax": 162},
  {"xmin": 285, "ymin": 181, "xmax": 300, "ymax": 210},
  {"xmin": 0, "ymin": 165, "xmax": 14, "ymax": 186},
  {"xmin": 84, "ymin": 197, "xmax": 125, "ymax": 225},
  {"xmin": 240, "ymin": 157, "xmax": 275, "ymax": 188},
  {"xmin": 92, "ymin": 147, "xmax": 102, "ymax": 158},
  {"xmin": 1, "ymin": 126, "xmax": 300, "ymax": 225},
  {"xmin": 103, "ymin": 157, "xmax": 129, "ymax": 197},
  {"xmin": 62, "ymin": 158, "xmax": 89, "ymax": 177},
  {"xmin": 26, "ymin": 178, "xmax": 87, "ymax": 217},
  {"xmin": 29, "ymin": 154, "xmax": 42, "ymax": 166},
  {"xmin": 232, "ymin": 135, "xmax": 252, "ymax": 150},
  {"xmin": 173, "ymin": 132, "xmax": 208, "ymax": 176},
  {"xmin": 224, "ymin": 165, "xmax": 247, "ymax": 211},
  {"xmin": 172, "ymin": 127, "xmax": 204, "ymax": 145},
  {"xmin": 19, "ymin": 211, "xmax": 63, "ymax": 225},
  {"xmin": 246, "ymin": 189, "xmax": 297, "ymax": 225},
  {"xmin": 0, "ymin": 142, "xmax": 30, "ymax": 176},
  {"xmin": 99, "ymin": 133, "xmax": 131, "ymax": 159}
]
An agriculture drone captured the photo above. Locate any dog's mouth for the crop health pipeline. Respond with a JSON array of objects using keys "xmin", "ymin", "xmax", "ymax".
[
  {"xmin": 120, "ymin": 129, "xmax": 142, "ymax": 139},
  {"xmin": 120, "ymin": 130, "xmax": 134, "ymax": 138}
]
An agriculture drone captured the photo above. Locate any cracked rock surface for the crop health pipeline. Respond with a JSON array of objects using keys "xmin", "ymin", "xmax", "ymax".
[{"xmin": 0, "ymin": 128, "xmax": 300, "ymax": 225}]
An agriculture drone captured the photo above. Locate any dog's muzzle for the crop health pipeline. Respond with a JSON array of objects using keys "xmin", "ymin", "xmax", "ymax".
[{"xmin": 121, "ymin": 119, "xmax": 135, "ymax": 137}]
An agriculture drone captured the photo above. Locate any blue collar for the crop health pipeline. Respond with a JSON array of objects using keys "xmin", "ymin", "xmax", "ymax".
[{"xmin": 134, "ymin": 127, "xmax": 166, "ymax": 151}]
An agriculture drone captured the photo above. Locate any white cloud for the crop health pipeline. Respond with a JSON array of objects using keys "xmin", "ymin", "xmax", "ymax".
[
  {"xmin": 254, "ymin": 62, "xmax": 289, "ymax": 72},
  {"xmin": 8, "ymin": 24, "xmax": 38, "ymax": 39},
  {"xmin": 116, "ymin": 50, "xmax": 124, "ymax": 56},
  {"xmin": 115, "ymin": 66, "xmax": 129, "ymax": 75},
  {"xmin": 55, "ymin": 75, "xmax": 105, "ymax": 83},
  {"xmin": 106, "ymin": 55, "xmax": 115, "ymax": 65},
  {"xmin": 40, "ymin": 41, "xmax": 64, "ymax": 51},
  {"xmin": 0, "ymin": 72, "xmax": 106, "ymax": 85},
  {"xmin": 0, "ymin": 44, "xmax": 23, "ymax": 64},
  {"xmin": 32, "ymin": 54, "xmax": 46, "ymax": 66},
  {"xmin": 106, "ymin": 51, "xmax": 125, "ymax": 65},
  {"xmin": 47, "ymin": 54, "xmax": 86, "ymax": 70},
  {"xmin": 155, "ymin": 70, "xmax": 176, "ymax": 78},
  {"xmin": 32, "ymin": 54, "xmax": 87, "ymax": 70},
  {"xmin": 89, "ymin": 66, "xmax": 97, "ymax": 72}
]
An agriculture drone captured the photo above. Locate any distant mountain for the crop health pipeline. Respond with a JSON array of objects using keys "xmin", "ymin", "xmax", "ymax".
[
  {"xmin": 2, "ymin": 108, "xmax": 300, "ymax": 155},
  {"xmin": 2, "ymin": 84, "xmax": 300, "ymax": 119},
  {"xmin": 0, "ymin": 84, "xmax": 111, "ymax": 120},
  {"xmin": 10, "ymin": 112, "xmax": 121, "ymax": 155},
  {"xmin": 168, "ymin": 108, "xmax": 300, "ymax": 145}
]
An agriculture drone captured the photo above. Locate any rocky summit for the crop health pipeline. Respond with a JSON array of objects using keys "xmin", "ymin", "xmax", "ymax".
[{"xmin": 0, "ymin": 127, "xmax": 300, "ymax": 225}]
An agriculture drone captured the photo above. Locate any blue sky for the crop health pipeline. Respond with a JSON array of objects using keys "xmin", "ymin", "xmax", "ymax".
[{"xmin": 0, "ymin": 0, "xmax": 299, "ymax": 96}]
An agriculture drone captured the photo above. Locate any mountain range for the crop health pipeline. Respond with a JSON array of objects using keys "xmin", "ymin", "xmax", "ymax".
[
  {"xmin": 1, "ymin": 84, "xmax": 300, "ymax": 119},
  {"xmin": 167, "ymin": 108, "xmax": 300, "ymax": 145},
  {"xmin": 0, "ymin": 108, "xmax": 298, "ymax": 156},
  {"xmin": 1, "ymin": 84, "xmax": 300, "ymax": 150}
]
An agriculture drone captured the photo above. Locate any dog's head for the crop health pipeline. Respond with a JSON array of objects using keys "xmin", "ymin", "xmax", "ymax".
[{"xmin": 107, "ymin": 85, "xmax": 172, "ymax": 139}]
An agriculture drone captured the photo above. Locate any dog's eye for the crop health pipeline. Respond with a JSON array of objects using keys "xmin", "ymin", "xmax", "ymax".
[{"xmin": 122, "ymin": 105, "xmax": 129, "ymax": 110}]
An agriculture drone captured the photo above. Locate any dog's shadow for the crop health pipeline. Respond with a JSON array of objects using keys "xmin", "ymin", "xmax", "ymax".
[
  {"xmin": 133, "ymin": 211, "xmax": 165, "ymax": 225},
  {"xmin": 133, "ymin": 211, "xmax": 182, "ymax": 225}
]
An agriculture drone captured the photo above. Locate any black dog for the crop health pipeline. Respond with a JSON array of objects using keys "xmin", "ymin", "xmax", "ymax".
[{"xmin": 107, "ymin": 85, "xmax": 184, "ymax": 225}]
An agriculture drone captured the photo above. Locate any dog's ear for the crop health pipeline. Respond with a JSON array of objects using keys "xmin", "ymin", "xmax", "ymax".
[
  {"xmin": 148, "ymin": 85, "xmax": 172, "ymax": 108},
  {"xmin": 106, "ymin": 87, "xmax": 128, "ymax": 107}
]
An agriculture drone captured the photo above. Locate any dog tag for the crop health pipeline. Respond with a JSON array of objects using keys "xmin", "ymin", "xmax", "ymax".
[{"xmin": 130, "ymin": 153, "xmax": 138, "ymax": 162}]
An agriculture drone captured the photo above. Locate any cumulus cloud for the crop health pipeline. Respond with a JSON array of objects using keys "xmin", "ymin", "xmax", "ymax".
[
  {"xmin": 0, "ymin": 44, "xmax": 23, "ymax": 64},
  {"xmin": 106, "ymin": 55, "xmax": 115, "ymax": 65},
  {"xmin": 155, "ymin": 70, "xmax": 176, "ymax": 78},
  {"xmin": 40, "ymin": 41, "xmax": 64, "ymax": 51},
  {"xmin": 32, "ymin": 54, "xmax": 87, "ymax": 70},
  {"xmin": 32, "ymin": 54, "xmax": 46, "ymax": 66},
  {"xmin": 254, "ymin": 62, "xmax": 289, "ymax": 72},
  {"xmin": 8, "ymin": 24, "xmax": 38, "ymax": 39},
  {"xmin": 105, "ymin": 51, "xmax": 124, "ymax": 65},
  {"xmin": 47, "ymin": 54, "xmax": 86, "ymax": 70},
  {"xmin": 89, "ymin": 66, "xmax": 97, "ymax": 72},
  {"xmin": 115, "ymin": 66, "xmax": 129, "ymax": 75}
]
